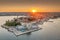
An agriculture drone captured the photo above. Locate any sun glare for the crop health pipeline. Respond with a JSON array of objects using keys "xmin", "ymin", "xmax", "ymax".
[{"xmin": 32, "ymin": 10, "xmax": 37, "ymax": 13}]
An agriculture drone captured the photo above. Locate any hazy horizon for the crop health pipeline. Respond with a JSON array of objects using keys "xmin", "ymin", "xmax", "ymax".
[{"xmin": 0, "ymin": 0, "xmax": 60, "ymax": 12}]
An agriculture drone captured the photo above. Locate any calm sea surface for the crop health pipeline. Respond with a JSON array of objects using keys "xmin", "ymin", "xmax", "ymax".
[{"xmin": 0, "ymin": 16, "xmax": 60, "ymax": 40}]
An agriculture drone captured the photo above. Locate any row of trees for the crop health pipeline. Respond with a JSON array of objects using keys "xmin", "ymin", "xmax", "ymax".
[{"xmin": 5, "ymin": 20, "xmax": 21, "ymax": 26}]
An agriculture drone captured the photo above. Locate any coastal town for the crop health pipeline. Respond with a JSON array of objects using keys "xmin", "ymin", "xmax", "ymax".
[
  {"xmin": 1, "ymin": 12, "xmax": 60, "ymax": 36},
  {"xmin": 1, "ymin": 16, "xmax": 42, "ymax": 36}
]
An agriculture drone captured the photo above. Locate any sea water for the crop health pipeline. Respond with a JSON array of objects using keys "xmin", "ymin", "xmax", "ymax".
[{"xmin": 0, "ymin": 16, "xmax": 60, "ymax": 40}]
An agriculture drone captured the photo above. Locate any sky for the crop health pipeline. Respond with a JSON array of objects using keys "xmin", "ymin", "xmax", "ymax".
[{"xmin": 0, "ymin": 0, "xmax": 60, "ymax": 12}]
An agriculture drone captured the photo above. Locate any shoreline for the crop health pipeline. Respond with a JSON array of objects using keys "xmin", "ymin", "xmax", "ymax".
[
  {"xmin": 1, "ymin": 25, "xmax": 42, "ymax": 36},
  {"xmin": 1, "ymin": 15, "xmax": 59, "ymax": 36}
]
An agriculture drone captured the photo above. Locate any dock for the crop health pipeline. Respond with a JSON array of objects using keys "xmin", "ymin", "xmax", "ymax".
[
  {"xmin": 13, "ymin": 28, "xmax": 41, "ymax": 36},
  {"xmin": 1, "ymin": 25, "xmax": 41, "ymax": 36}
]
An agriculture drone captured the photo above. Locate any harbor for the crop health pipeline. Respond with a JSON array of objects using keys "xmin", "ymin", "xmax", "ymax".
[
  {"xmin": 1, "ymin": 13, "xmax": 60, "ymax": 36},
  {"xmin": 1, "ymin": 16, "xmax": 43, "ymax": 36},
  {"xmin": 1, "ymin": 25, "xmax": 41, "ymax": 36},
  {"xmin": 0, "ymin": 13, "xmax": 60, "ymax": 40}
]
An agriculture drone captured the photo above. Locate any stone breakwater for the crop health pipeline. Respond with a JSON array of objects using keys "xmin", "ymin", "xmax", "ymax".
[{"xmin": 1, "ymin": 25, "xmax": 41, "ymax": 36}]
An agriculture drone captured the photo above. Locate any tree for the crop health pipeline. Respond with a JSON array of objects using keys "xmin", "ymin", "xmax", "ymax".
[{"xmin": 5, "ymin": 20, "xmax": 21, "ymax": 26}]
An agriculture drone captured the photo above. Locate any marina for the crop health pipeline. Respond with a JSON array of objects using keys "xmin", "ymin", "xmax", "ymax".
[
  {"xmin": 1, "ymin": 14, "xmax": 59, "ymax": 36},
  {"xmin": 1, "ymin": 16, "xmax": 43, "ymax": 36},
  {"xmin": 0, "ymin": 15, "xmax": 60, "ymax": 40},
  {"xmin": 1, "ymin": 25, "xmax": 41, "ymax": 36}
]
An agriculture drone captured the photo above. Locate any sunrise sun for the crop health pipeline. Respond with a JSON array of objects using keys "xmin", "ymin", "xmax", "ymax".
[{"xmin": 32, "ymin": 9, "xmax": 37, "ymax": 13}]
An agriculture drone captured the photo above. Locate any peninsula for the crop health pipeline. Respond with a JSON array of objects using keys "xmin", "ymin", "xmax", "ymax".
[{"xmin": 1, "ymin": 16, "xmax": 42, "ymax": 36}]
